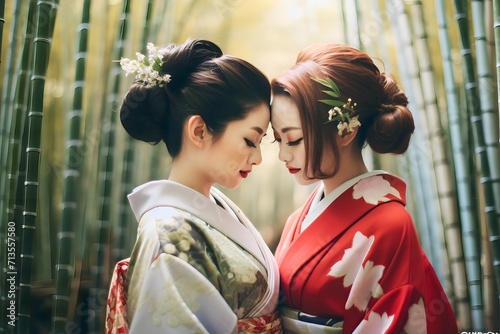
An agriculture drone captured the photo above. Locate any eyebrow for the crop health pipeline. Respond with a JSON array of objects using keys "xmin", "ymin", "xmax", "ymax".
[
  {"xmin": 251, "ymin": 126, "xmax": 265, "ymax": 135},
  {"xmin": 281, "ymin": 126, "xmax": 301, "ymax": 133}
]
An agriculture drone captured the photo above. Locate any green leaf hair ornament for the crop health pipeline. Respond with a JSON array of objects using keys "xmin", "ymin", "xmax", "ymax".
[{"xmin": 312, "ymin": 77, "xmax": 361, "ymax": 136}]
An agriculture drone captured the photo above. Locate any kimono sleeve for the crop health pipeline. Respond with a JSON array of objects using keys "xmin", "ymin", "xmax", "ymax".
[
  {"xmin": 349, "ymin": 285, "xmax": 426, "ymax": 334},
  {"xmin": 129, "ymin": 253, "xmax": 237, "ymax": 334}
]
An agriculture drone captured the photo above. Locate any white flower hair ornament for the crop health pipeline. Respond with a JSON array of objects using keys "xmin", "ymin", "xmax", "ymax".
[
  {"xmin": 311, "ymin": 77, "xmax": 361, "ymax": 136},
  {"xmin": 120, "ymin": 42, "xmax": 172, "ymax": 87}
]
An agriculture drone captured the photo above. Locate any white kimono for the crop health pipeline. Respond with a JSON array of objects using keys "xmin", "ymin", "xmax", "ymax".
[{"xmin": 123, "ymin": 180, "xmax": 279, "ymax": 333}]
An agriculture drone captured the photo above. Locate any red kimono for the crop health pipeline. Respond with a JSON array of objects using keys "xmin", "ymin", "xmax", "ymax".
[{"xmin": 275, "ymin": 172, "xmax": 458, "ymax": 334}]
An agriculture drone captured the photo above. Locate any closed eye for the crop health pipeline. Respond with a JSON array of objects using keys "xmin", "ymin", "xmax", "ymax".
[
  {"xmin": 244, "ymin": 138, "xmax": 256, "ymax": 148},
  {"xmin": 287, "ymin": 138, "xmax": 303, "ymax": 146}
]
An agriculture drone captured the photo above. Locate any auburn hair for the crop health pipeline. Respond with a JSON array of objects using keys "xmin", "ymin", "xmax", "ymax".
[{"xmin": 272, "ymin": 43, "xmax": 414, "ymax": 179}]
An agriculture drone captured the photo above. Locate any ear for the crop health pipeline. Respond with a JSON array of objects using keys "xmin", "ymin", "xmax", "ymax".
[
  {"xmin": 337, "ymin": 126, "xmax": 358, "ymax": 148},
  {"xmin": 186, "ymin": 115, "xmax": 211, "ymax": 148}
]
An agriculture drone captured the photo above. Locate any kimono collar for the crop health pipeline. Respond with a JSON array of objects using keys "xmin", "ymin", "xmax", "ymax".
[
  {"xmin": 303, "ymin": 170, "xmax": 388, "ymax": 231},
  {"xmin": 127, "ymin": 180, "xmax": 265, "ymax": 265}
]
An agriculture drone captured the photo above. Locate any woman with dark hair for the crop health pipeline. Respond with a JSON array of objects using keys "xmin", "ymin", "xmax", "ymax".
[
  {"xmin": 105, "ymin": 40, "xmax": 281, "ymax": 334},
  {"xmin": 271, "ymin": 43, "xmax": 457, "ymax": 333}
]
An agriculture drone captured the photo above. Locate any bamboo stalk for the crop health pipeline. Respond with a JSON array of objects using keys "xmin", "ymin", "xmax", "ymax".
[
  {"xmin": 340, "ymin": 0, "xmax": 361, "ymax": 49},
  {"xmin": 472, "ymin": 0, "xmax": 500, "ymax": 226},
  {"xmin": 386, "ymin": 0, "xmax": 451, "ymax": 291},
  {"xmin": 17, "ymin": 1, "xmax": 59, "ymax": 333},
  {"xmin": 0, "ymin": 1, "xmax": 29, "ymax": 332},
  {"xmin": 436, "ymin": 0, "xmax": 485, "ymax": 329},
  {"xmin": 0, "ymin": 0, "xmax": 5, "ymax": 66},
  {"xmin": 481, "ymin": 204, "xmax": 500, "ymax": 330},
  {"xmin": 0, "ymin": 0, "xmax": 36, "ymax": 332},
  {"xmin": 453, "ymin": 0, "xmax": 500, "ymax": 299},
  {"xmin": 114, "ymin": 0, "xmax": 155, "ymax": 264},
  {"xmin": 0, "ymin": 1, "xmax": 38, "ymax": 332},
  {"xmin": 486, "ymin": 0, "xmax": 499, "ymax": 102},
  {"xmin": 340, "ymin": 0, "xmax": 381, "ymax": 173},
  {"xmin": 0, "ymin": 0, "xmax": 24, "ymax": 228},
  {"xmin": 52, "ymin": 0, "xmax": 91, "ymax": 332},
  {"xmin": 495, "ymin": 0, "xmax": 500, "ymax": 136},
  {"xmin": 90, "ymin": 0, "xmax": 130, "ymax": 332},
  {"xmin": 408, "ymin": 0, "xmax": 470, "ymax": 327}
]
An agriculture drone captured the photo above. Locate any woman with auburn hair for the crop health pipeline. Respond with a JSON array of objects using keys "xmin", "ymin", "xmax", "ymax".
[
  {"xmin": 105, "ymin": 39, "xmax": 282, "ymax": 333},
  {"xmin": 271, "ymin": 43, "xmax": 457, "ymax": 333}
]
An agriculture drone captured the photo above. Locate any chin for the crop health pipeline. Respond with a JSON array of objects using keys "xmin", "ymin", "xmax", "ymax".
[{"xmin": 219, "ymin": 178, "xmax": 241, "ymax": 190}]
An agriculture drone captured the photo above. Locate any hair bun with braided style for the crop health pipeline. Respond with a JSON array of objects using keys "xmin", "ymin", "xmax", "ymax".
[{"xmin": 367, "ymin": 74, "xmax": 415, "ymax": 154}]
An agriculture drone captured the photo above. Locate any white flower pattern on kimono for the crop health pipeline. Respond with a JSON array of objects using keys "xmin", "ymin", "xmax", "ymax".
[
  {"xmin": 328, "ymin": 232, "xmax": 385, "ymax": 311},
  {"xmin": 352, "ymin": 175, "xmax": 401, "ymax": 205},
  {"xmin": 345, "ymin": 260, "xmax": 384, "ymax": 311},
  {"xmin": 328, "ymin": 232, "xmax": 374, "ymax": 286},
  {"xmin": 403, "ymin": 298, "xmax": 426, "ymax": 334},
  {"xmin": 352, "ymin": 312, "xmax": 394, "ymax": 334}
]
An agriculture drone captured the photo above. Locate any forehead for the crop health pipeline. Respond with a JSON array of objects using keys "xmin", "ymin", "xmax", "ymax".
[
  {"xmin": 227, "ymin": 103, "xmax": 269, "ymax": 130},
  {"xmin": 271, "ymin": 95, "xmax": 301, "ymax": 129}
]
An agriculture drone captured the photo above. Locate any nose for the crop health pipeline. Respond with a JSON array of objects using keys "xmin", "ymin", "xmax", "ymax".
[
  {"xmin": 278, "ymin": 143, "xmax": 292, "ymax": 163},
  {"xmin": 250, "ymin": 145, "xmax": 263, "ymax": 165}
]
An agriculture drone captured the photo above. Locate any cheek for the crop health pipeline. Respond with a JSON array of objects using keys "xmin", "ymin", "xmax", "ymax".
[
  {"xmin": 294, "ymin": 145, "xmax": 307, "ymax": 167},
  {"xmin": 215, "ymin": 142, "xmax": 247, "ymax": 169}
]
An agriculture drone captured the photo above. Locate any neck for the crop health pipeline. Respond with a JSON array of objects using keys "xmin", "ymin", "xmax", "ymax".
[
  {"xmin": 322, "ymin": 149, "xmax": 368, "ymax": 195},
  {"xmin": 169, "ymin": 157, "xmax": 212, "ymax": 198}
]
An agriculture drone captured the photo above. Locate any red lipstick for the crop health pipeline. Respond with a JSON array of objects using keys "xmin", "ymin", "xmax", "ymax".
[
  {"xmin": 239, "ymin": 170, "xmax": 250, "ymax": 178},
  {"xmin": 287, "ymin": 167, "xmax": 301, "ymax": 174}
]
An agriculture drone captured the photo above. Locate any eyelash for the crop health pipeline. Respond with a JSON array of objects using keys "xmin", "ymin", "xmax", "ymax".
[
  {"xmin": 244, "ymin": 138, "xmax": 256, "ymax": 148},
  {"xmin": 287, "ymin": 138, "xmax": 303, "ymax": 146},
  {"xmin": 272, "ymin": 138, "xmax": 303, "ymax": 146}
]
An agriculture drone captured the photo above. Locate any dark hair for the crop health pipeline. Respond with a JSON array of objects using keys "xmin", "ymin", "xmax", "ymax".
[
  {"xmin": 120, "ymin": 39, "xmax": 271, "ymax": 158},
  {"xmin": 271, "ymin": 43, "xmax": 414, "ymax": 179}
]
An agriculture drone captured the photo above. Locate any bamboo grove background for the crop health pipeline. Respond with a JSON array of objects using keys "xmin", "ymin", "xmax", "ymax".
[{"xmin": 0, "ymin": 0, "xmax": 499, "ymax": 333}]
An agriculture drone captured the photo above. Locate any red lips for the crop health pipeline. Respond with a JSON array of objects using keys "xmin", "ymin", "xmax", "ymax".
[
  {"xmin": 287, "ymin": 167, "xmax": 301, "ymax": 174},
  {"xmin": 240, "ymin": 170, "xmax": 251, "ymax": 178}
]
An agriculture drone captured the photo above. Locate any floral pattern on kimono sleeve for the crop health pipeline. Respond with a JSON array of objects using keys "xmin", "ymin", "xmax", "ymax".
[
  {"xmin": 154, "ymin": 210, "xmax": 268, "ymax": 319},
  {"xmin": 349, "ymin": 286, "xmax": 425, "ymax": 334},
  {"xmin": 352, "ymin": 175, "xmax": 401, "ymax": 205},
  {"xmin": 155, "ymin": 214, "xmax": 222, "ymax": 286},
  {"xmin": 327, "ymin": 230, "xmax": 427, "ymax": 333},
  {"xmin": 129, "ymin": 253, "xmax": 237, "ymax": 333}
]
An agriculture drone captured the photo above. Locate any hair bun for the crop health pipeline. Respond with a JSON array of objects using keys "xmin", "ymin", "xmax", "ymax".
[
  {"xmin": 161, "ymin": 40, "xmax": 223, "ymax": 90},
  {"xmin": 366, "ymin": 74, "xmax": 415, "ymax": 154},
  {"xmin": 120, "ymin": 83, "xmax": 169, "ymax": 143}
]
